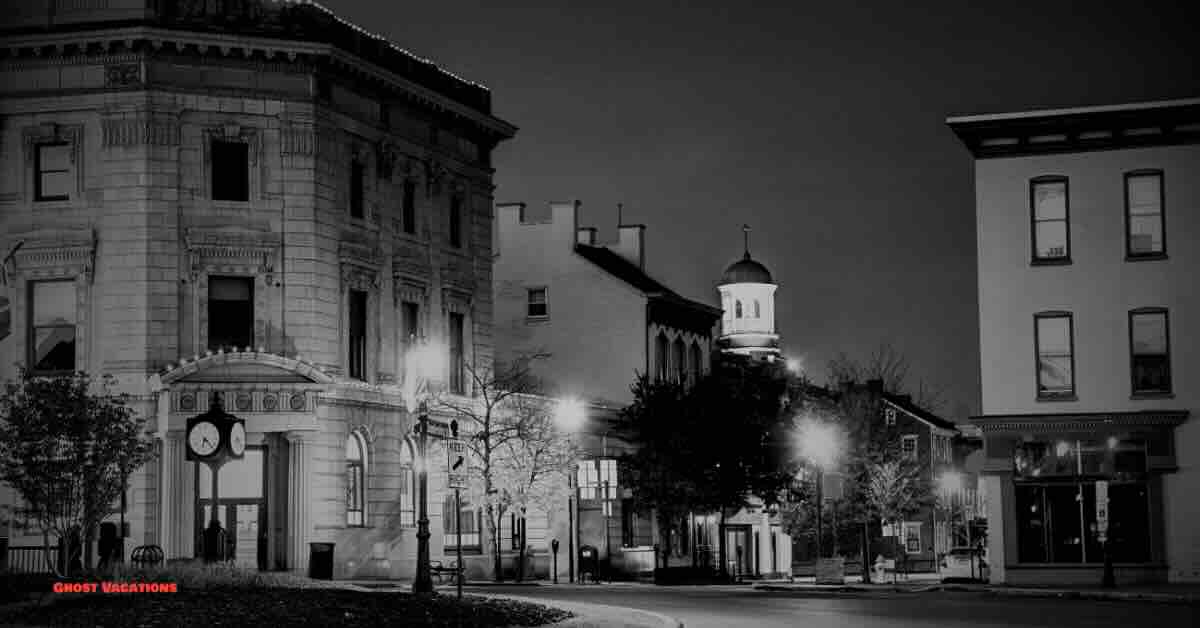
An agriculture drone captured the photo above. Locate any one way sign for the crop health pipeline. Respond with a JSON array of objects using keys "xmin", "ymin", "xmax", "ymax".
[{"xmin": 446, "ymin": 438, "xmax": 467, "ymax": 489}]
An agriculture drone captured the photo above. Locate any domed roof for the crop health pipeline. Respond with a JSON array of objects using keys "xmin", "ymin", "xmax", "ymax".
[{"xmin": 721, "ymin": 253, "xmax": 773, "ymax": 284}]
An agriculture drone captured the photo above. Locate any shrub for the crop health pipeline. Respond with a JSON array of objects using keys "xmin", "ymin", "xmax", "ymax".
[{"xmin": 100, "ymin": 561, "xmax": 319, "ymax": 590}]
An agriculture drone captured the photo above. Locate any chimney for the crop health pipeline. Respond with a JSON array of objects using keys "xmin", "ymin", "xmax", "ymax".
[
  {"xmin": 614, "ymin": 224, "xmax": 645, "ymax": 270},
  {"xmin": 866, "ymin": 378, "xmax": 884, "ymax": 394},
  {"xmin": 549, "ymin": 200, "xmax": 581, "ymax": 250},
  {"xmin": 576, "ymin": 227, "xmax": 597, "ymax": 246}
]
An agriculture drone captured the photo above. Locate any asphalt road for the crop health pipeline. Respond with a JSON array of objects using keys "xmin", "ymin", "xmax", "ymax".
[{"xmin": 463, "ymin": 584, "xmax": 1199, "ymax": 628}]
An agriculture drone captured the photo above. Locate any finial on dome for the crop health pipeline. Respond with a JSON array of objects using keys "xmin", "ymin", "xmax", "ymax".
[{"xmin": 742, "ymin": 224, "xmax": 751, "ymax": 259}]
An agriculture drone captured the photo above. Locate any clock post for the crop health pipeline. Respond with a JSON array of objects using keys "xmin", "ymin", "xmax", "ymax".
[{"xmin": 186, "ymin": 392, "xmax": 247, "ymax": 563}]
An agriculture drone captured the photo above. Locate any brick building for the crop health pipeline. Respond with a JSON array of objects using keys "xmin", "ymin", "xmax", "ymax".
[{"xmin": 0, "ymin": 0, "xmax": 515, "ymax": 580}]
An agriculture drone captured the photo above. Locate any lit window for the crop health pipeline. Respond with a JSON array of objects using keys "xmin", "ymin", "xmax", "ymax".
[
  {"xmin": 901, "ymin": 435, "xmax": 918, "ymax": 460},
  {"xmin": 1035, "ymin": 312, "xmax": 1075, "ymax": 399},
  {"xmin": 346, "ymin": 432, "xmax": 367, "ymax": 527},
  {"xmin": 35, "ymin": 143, "xmax": 72, "ymax": 202},
  {"xmin": 1031, "ymin": 177, "xmax": 1070, "ymax": 262},
  {"xmin": 29, "ymin": 280, "xmax": 76, "ymax": 372},
  {"xmin": 1125, "ymin": 171, "xmax": 1164, "ymax": 258},
  {"xmin": 208, "ymin": 276, "xmax": 253, "ymax": 351},
  {"xmin": 903, "ymin": 522, "xmax": 922, "ymax": 554},
  {"xmin": 211, "ymin": 141, "xmax": 249, "ymax": 201},
  {"xmin": 1129, "ymin": 309, "xmax": 1170, "ymax": 395},
  {"xmin": 527, "ymin": 288, "xmax": 548, "ymax": 318}
]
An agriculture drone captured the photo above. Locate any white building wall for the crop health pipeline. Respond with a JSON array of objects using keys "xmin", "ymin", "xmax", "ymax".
[
  {"xmin": 493, "ymin": 202, "xmax": 648, "ymax": 405},
  {"xmin": 975, "ymin": 144, "xmax": 1200, "ymax": 582}
]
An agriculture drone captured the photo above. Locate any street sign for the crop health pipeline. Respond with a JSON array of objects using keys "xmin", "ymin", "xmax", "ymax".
[
  {"xmin": 446, "ymin": 438, "xmax": 467, "ymax": 489},
  {"xmin": 1095, "ymin": 480, "xmax": 1109, "ymax": 535}
]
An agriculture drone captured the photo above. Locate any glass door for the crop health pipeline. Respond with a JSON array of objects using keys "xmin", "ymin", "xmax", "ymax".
[{"xmin": 195, "ymin": 447, "xmax": 267, "ymax": 569}]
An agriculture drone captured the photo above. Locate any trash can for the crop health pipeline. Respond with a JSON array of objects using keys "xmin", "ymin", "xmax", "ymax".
[
  {"xmin": 308, "ymin": 542, "xmax": 335, "ymax": 580},
  {"xmin": 579, "ymin": 545, "xmax": 599, "ymax": 584}
]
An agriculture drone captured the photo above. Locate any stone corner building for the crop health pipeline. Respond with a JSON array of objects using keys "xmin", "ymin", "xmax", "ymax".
[{"xmin": 0, "ymin": 0, "xmax": 516, "ymax": 579}]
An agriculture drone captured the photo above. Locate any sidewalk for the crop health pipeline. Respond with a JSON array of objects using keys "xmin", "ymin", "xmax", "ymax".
[{"xmin": 752, "ymin": 576, "xmax": 1200, "ymax": 604}]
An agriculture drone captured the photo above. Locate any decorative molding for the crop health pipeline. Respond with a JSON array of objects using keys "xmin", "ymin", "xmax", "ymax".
[
  {"xmin": 441, "ymin": 284, "xmax": 473, "ymax": 314},
  {"xmin": 972, "ymin": 410, "xmax": 1189, "ymax": 434},
  {"xmin": 22, "ymin": 123, "xmax": 83, "ymax": 160},
  {"xmin": 184, "ymin": 226, "xmax": 280, "ymax": 285},
  {"xmin": 393, "ymin": 276, "xmax": 429, "ymax": 307},
  {"xmin": 102, "ymin": 112, "xmax": 181, "ymax": 147},
  {"xmin": 339, "ymin": 241, "xmax": 381, "ymax": 293},
  {"xmin": 280, "ymin": 123, "xmax": 317, "ymax": 156},
  {"xmin": 104, "ymin": 62, "xmax": 142, "ymax": 87},
  {"xmin": 424, "ymin": 158, "xmax": 448, "ymax": 197},
  {"xmin": 8, "ymin": 229, "xmax": 98, "ymax": 284}
]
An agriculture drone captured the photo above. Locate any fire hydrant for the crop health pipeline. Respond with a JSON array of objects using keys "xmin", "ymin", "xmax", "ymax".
[{"xmin": 873, "ymin": 554, "xmax": 887, "ymax": 583}]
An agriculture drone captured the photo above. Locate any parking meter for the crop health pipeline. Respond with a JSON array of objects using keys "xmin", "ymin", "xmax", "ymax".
[{"xmin": 551, "ymin": 539, "xmax": 560, "ymax": 583}]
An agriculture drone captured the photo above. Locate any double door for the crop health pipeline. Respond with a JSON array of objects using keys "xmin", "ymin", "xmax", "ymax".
[{"xmin": 194, "ymin": 447, "xmax": 267, "ymax": 570}]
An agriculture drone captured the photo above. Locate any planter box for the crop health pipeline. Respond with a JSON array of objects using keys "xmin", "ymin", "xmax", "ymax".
[{"xmin": 815, "ymin": 557, "xmax": 845, "ymax": 585}]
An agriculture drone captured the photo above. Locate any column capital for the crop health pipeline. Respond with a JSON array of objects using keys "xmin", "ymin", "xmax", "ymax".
[{"xmin": 285, "ymin": 430, "xmax": 310, "ymax": 444}]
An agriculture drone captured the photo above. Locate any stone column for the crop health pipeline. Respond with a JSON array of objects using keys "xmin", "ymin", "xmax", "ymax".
[
  {"xmin": 286, "ymin": 431, "xmax": 311, "ymax": 573},
  {"xmin": 167, "ymin": 431, "xmax": 191, "ymax": 558}
]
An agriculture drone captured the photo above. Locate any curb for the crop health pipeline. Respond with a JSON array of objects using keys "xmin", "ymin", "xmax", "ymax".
[
  {"xmin": 751, "ymin": 583, "xmax": 1197, "ymax": 605},
  {"xmin": 477, "ymin": 593, "xmax": 684, "ymax": 628}
]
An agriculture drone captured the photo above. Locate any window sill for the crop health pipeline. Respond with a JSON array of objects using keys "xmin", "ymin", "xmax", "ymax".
[
  {"xmin": 1126, "ymin": 253, "xmax": 1167, "ymax": 262},
  {"xmin": 1131, "ymin": 392, "xmax": 1174, "ymax": 400},
  {"xmin": 525, "ymin": 316, "xmax": 550, "ymax": 324},
  {"xmin": 1036, "ymin": 394, "xmax": 1077, "ymax": 403},
  {"xmin": 1030, "ymin": 257, "xmax": 1072, "ymax": 267},
  {"xmin": 443, "ymin": 547, "xmax": 483, "ymax": 555}
]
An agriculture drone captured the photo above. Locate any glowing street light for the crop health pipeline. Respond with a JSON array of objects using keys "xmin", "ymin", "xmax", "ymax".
[
  {"xmin": 555, "ymin": 397, "xmax": 587, "ymax": 433},
  {"xmin": 554, "ymin": 396, "xmax": 587, "ymax": 584},
  {"xmin": 795, "ymin": 417, "xmax": 842, "ymax": 560},
  {"xmin": 786, "ymin": 357, "xmax": 803, "ymax": 375},
  {"xmin": 937, "ymin": 470, "xmax": 964, "ymax": 497},
  {"xmin": 402, "ymin": 336, "xmax": 447, "ymax": 595}
]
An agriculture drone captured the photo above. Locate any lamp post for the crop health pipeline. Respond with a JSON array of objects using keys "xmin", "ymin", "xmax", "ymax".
[
  {"xmin": 554, "ymin": 397, "xmax": 586, "ymax": 585},
  {"xmin": 796, "ymin": 419, "xmax": 839, "ymax": 561},
  {"xmin": 936, "ymin": 470, "xmax": 963, "ymax": 578},
  {"xmin": 404, "ymin": 337, "xmax": 445, "ymax": 595}
]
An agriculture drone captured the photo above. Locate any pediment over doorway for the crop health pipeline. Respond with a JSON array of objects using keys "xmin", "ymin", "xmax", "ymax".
[{"xmin": 161, "ymin": 351, "xmax": 335, "ymax": 386}]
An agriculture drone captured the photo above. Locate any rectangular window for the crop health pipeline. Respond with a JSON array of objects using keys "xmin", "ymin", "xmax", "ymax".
[
  {"xmin": 1125, "ymin": 171, "xmax": 1165, "ymax": 258},
  {"xmin": 1130, "ymin": 309, "xmax": 1170, "ymax": 395},
  {"xmin": 443, "ymin": 497, "xmax": 480, "ymax": 549},
  {"xmin": 402, "ymin": 180, "xmax": 417, "ymax": 234},
  {"xmin": 884, "ymin": 407, "xmax": 897, "ymax": 426},
  {"xmin": 903, "ymin": 522, "xmax": 922, "ymax": 554},
  {"xmin": 448, "ymin": 312, "xmax": 465, "ymax": 394},
  {"xmin": 622, "ymin": 499, "xmax": 636, "ymax": 547},
  {"xmin": 398, "ymin": 466, "xmax": 414, "ymax": 527},
  {"xmin": 526, "ymin": 288, "xmax": 548, "ymax": 318},
  {"xmin": 577, "ymin": 460, "xmax": 598, "ymax": 500},
  {"xmin": 28, "ymin": 280, "xmax": 76, "ymax": 372},
  {"xmin": 1035, "ymin": 313, "xmax": 1075, "ymax": 399},
  {"xmin": 346, "ymin": 461, "xmax": 364, "ymax": 526},
  {"xmin": 449, "ymin": 196, "xmax": 463, "ymax": 248},
  {"xmin": 208, "ymin": 276, "xmax": 254, "ymax": 351},
  {"xmin": 211, "ymin": 141, "xmax": 249, "ymax": 201},
  {"xmin": 401, "ymin": 301, "xmax": 420, "ymax": 345},
  {"xmin": 349, "ymin": 160, "xmax": 365, "ymax": 219},
  {"xmin": 348, "ymin": 290, "xmax": 367, "ymax": 380},
  {"xmin": 35, "ymin": 143, "xmax": 72, "ymax": 201},
  {"xmin": 1015, "ymin": 481, "xmax": 1148, "ymax": 564},
  {"xmin": 1031, "ymin": 177, "xmax": 1070, "ymax": 262},
  {"xmin": 901, "ymin": 435, "xmax": 918, "ymax": 460}
]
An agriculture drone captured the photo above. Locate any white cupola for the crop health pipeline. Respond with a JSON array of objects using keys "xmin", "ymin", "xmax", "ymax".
[{"xmin": 717, "ymin": 225, "xmax": 780, "ymax": 360}]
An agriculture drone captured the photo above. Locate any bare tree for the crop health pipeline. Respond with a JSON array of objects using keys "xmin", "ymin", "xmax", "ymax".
[
  {"xmin": 826, "ymin": 342, "xmax": 946, "ymax": 413},
  {"xmin": 429, "ymin": 352, "xmax": 551, "ymax": 582},
  {"xmin": 862, "ymin": 458, "xmax": 930, "ymax": 580}
]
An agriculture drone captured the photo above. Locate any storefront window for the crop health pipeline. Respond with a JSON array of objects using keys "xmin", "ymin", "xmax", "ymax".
[{"xmin": 1015, "ymin": 480, "xmax": 1147, "ymax": 564}]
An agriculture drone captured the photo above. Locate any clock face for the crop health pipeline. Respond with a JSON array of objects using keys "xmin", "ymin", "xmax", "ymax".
[
  {"xmin": 229, "ymin": 423, "xmax": 246, "ymax": 456},
  {"xmin": 188, "ymin": 421, "xmax": 220, "ymax": 457}
]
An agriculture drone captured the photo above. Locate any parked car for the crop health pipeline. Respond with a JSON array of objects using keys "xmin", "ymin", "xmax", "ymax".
[{"xmin": 940, "ymin": 547, "xmax": 986, "ymax": 581}]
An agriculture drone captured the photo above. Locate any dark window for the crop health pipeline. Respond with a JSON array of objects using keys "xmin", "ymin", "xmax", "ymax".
[
  {"xmin": 349, "ymin": 159, "xmax": 365, "ymax": 219},
  {"xmin": 672, "ymin": 338, "xmax": 686, "ymax": 383},
  {"xmin": 654, "ymin": 333, "xmax": 669, "ymax": 381},
  {"xmin": 211, "ymin": 141, "xmax": 249, "ymax": 201},
  {"xmin": 346, "ymin": 432, "xmax": 366, "ymax": 527},
  {"xmin": 401, "ymin": 301, "xmax": 420, "ymax": 345},
  {"xmin": 735, "ymin": 300, "xmax": 743, "ymax": 318},
  {"xmin": 35, "ymin": 143, "xmax": 72, "ymax": 201},
  {"xmin": 1125, "ymin": 171, "xmax": 1165, "ymax": 258},
  {"xmin": 208, "ymin": 276, "xmax": 253, "ymax": 351},
  {"xmin": 402, "ymin": 180, "xmax": 417, "ymax": 234},
  {"xmin": 1031, "ymin": 177, "xmax": 1070, "ymax": 263},
  {"xmin": 443, "ymin": 495, "xmax": 480, "ymax": 549},
  {"xmin": 622, "ymin": 499, "xmax": 636, "ymax": 547},
  {"xmin": 1015, "ymin": 480, "xmax": 1148, "ymax": 564},
  {"xmin": 510, "ymin": 513, "xmax": 525, "ymax": 551},
  {"xmin": 1129, "ymin": 309, "xmax": 1170, "ymax": 395},
  {"xmin": 690, "ymin": 341, "xmax": 703, "ymax": 382},
  {"xmin": 527, "ymin": 288, "xmax": 548, "ymax": 318},
  {"xmin": 28, "ymin": 280, "xmax": 76, "ymax": 372},
  {"xmin": 449, "ymin": 312, "xmax": 465, "ymax": 394},
  {"xmin": 1035, "ymin": 312, "xmax": 1075, "ymax": 399},
  {"xmin": 449, "ymin": 196, "xmax": 463, "ymax": 248},
  {"xmin": 348, "ymin": 290, "xmax": 367, "ymax": 380}
]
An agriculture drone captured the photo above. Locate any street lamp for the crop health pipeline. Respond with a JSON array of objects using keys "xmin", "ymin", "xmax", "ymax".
[
  {"xmin": 554, "ymin": 397, "xmax": 587, "ymax": 584},
  {"xmin": 796, "ymin": 418, "xmax": 840, "ymax": 560},
  {"xmin": 403, "ymin": 337, "xmax": 447, "ymax": 595},
  {"xmin": 936, "ymin": 470, "xmax": 963, "ymax": 575}
]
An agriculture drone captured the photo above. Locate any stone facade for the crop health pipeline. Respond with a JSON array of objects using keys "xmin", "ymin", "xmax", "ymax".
[{"xmin": 0, "ymin": 0, "xmax": 515, "ymax": 580}]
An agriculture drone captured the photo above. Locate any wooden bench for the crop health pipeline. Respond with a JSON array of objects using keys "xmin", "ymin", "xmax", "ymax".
[{"xmin": 429, "ymin": 560, "xmax": 464, "ymax": 585}]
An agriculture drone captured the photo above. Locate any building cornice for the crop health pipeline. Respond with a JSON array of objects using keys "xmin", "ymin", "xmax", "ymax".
[
  {"xmin": 947, "ymin": 99, "xmax": 1200, "ymax": 159},
  {"xmin": 970, "ymin": 410, "xmax": 1189, "ymax": 434}
]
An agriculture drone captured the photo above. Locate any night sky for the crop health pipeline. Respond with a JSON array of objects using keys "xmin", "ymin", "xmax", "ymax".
[{"xmin": 331, "ymin": 1, "xmax": 1199, "ymax": 421}]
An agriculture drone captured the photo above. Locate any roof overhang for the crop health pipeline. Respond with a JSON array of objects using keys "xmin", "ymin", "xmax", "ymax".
[{"xmin": 970, "ymin": 410, "xmax": 1189, "ymax": 434}]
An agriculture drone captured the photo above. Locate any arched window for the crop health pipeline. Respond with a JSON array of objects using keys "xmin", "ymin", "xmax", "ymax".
[
  {"xmin": 672, "ymin": 338, "xmax": 686, "ymax": 384},
  {"xmin": 690, "ymin": 341, "xmax": 703, "ymax": 382},
  {"xmin": 735, "ymin": 300, "xmax": 743, "ymax": 319},
  {"xmin": 754, "ymin": 300, "xmax": 761, "ymax": 318},
  {"xmin": 655, "ymin": 332, "xmax": 669, "ymax": 381},
  {"xmin": 346, "ymin": 431, "xmax": 368, "ymax": 527},
  {"xmin": 398, "ymin": 438, "xmax": 416, "ymax": 527}
]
